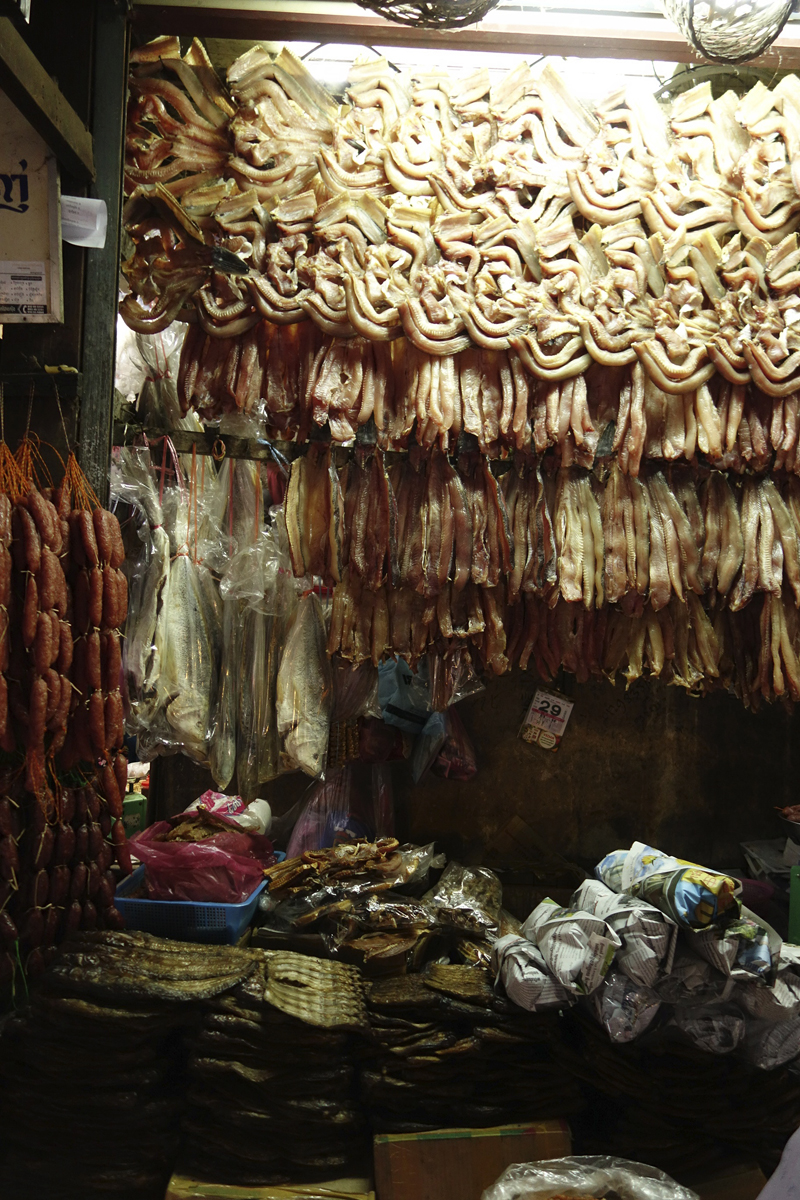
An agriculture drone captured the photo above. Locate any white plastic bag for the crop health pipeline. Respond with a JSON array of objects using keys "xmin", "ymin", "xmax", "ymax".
[{"xmin": 482, "ymin": 1156, "xmax": 699, "ymax": 1200}]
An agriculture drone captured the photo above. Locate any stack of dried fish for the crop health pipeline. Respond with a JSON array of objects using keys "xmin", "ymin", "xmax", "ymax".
[
  {"xmin": 362, "ymin": 965, "xmax": 584, "ymax": 1132},
  {"xmin": 560, "ymin": 1007, "xmax": 800, "ymax": 1179},
  {"xmin": 181, "ymin": 951, "xmax": 370, "ymax": 1185},
  {"xmin": 0, "ymin": 931, "xmax": 261, "ymax": 1200}
]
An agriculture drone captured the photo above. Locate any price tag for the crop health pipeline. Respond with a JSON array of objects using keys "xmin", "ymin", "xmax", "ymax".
[{"xmin": 520, "ymin": 688, "xmax": 574, "ymax": 752}]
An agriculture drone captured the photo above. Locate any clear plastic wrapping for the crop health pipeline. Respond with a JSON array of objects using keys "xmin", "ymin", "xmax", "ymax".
[
  {"xmin": 424, "ymin": 862, "xmax": 502, "ymax": 937},
  {"xmin": 590, "ymin": 971, "xmax": 662, "ymax": 1043},
  {"xmin": 276, "ymin": 592, "xmax": 333, "ymax": 777},
  {"xmin": 672, "ymin": 1003, "xmax": 745, "ymax": 1055},
  {"xmin": 481, "ymin": 1156, "xmax": 700, "ymax": 1200}
]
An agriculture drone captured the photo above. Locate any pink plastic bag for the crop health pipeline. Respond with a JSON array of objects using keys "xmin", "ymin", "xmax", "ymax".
[
  {"xmin": 430, "ymin": 709, "xmax": 477, "ymax": 781},
  {"xmin": 285, "ymin": 763, "xmax": 395, "ymax": 858},
  {"xmin": 130, "ymin": 817, "xmax": 274, "ymax": 903}
]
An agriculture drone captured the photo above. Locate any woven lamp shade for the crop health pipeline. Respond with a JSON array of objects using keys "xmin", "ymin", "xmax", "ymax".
[
  {"xmin": 662, "ymin": 0, "xmax": 797, "ymax": 64},
  {"xmin": 354, "ymin": 0, "xmax": 500, "ymax": 29}
]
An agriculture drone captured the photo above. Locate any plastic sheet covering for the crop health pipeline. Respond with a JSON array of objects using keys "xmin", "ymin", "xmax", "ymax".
[
  {"xmin": 590, "ymin": 971, "xmax": 661, "ymax": 1043},
  {"xmin": 523, "ymin": 900, "xmax": 621, "ymax": 995},
  {"xmin": 672, "ymin": 1003, "xmax": 745, "ymax": 1054},
  {"xmin": 112, "ymin": 448, "xmax": 171, "ymax": 736},
  {"xmin": 216, "ymin": 508, "xmax": 299, "ymax": 795},
  {"xmin": 276, "ymin": 591, "xmax": 333, "ymax": 777},
  {"xmin": 331, "ymin": 659, "xmax": 380, "ymax": 723},
  {"xmin": 745, "ymin": 1015, "xmax": 800, "ymax": 1069},
  {"xmin": 491, "ymin": 933, "xmax": 573, "ymax": 1012},
  {"xmin": 207, "ymin": 594, "xmax": 238, "ymax": 790},
  {"xmin": 424, "ymin": 862, "xmax": 502, "ymax": 937},
  {"xmin": 284, "ymin": 762, "xmax": 394, "ymax": 858},
  {"xmin": 481, "ymin": 1156, "xmax": 700, "ymax": 1200},
  {"xmin": 430, "ymin": 708, "xmax": 477, "ymax": 780}
]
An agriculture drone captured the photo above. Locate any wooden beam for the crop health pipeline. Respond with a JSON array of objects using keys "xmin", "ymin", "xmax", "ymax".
[
  {"xmin": 132, "ymin": 3, "xmax": 800, "ymax": 70},
  {"xmin": 79, "ymin": 3, "xmax": 129, "ymax": 504},
  {"xmin": 0, "ymin": 16, "xmax": 94, "ymax": 181}
]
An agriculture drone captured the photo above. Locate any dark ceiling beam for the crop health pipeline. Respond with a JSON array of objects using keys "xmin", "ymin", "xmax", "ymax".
[
  {"xmin": 132, "ymin": 4, "xmax": 800, "ymax": 69},
  {"xmin": 0, "ymin": 15, "xmax": 94, "ymax": 180}
]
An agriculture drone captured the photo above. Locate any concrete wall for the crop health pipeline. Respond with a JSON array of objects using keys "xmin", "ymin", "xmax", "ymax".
[{"xmin": 397, "ymin": 670, "xmax": 799, "ymax": 872}]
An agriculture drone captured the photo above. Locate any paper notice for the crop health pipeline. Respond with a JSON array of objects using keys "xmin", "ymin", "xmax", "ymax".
[
  {"xmin": 519, "ymin": 688, "xmax": 574, "ymax": 751},
  {"xmin": 60, "ymin": 196, "xmax": 107, "ymax": 249},
  {"xmin": 0, "ymin": 261, "xmax": 46, "ymax": 314}
]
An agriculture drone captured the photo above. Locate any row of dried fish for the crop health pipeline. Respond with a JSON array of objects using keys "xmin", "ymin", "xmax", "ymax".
[
  {"xmin": 124, "ymin": 40, "xmax": 800, "ymax": 406},
  {"xmin": 176, "ymin": 327, "xmax": 800, "ymax": 481},
  {"xmin": 286, "ymin": 443, "xmax": 800, "ymax": 619}
]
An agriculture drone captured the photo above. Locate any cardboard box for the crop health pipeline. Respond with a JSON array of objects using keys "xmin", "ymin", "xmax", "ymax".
[
  {"xmin": 373, "ymin": 1120, "xmax": 571, "ymax": 1200},
  {"xmin": 688, "ymin": 1162, "xmax": 767, "ymax": 1200},
  {"xmin": 165, "ymin": 1173, "xmax": 374, "ymax": 1199},
  {"xmin": 121, "ymin": 794, "xmax": 147, "ymax": 838}
]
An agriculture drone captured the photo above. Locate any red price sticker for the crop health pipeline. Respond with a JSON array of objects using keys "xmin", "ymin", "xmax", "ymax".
[{"xmin": 520, "ymin": 688, "xmax": 574, "ymax": 752}]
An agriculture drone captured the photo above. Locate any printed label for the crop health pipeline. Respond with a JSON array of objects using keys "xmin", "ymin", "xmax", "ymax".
[
  {"xmin": 520, "ymin": 688, "xmax": 574, "ymax": 751},
  {"xmin": 0, "ymin": 260, "xmax": 46, "ymax": 313}
]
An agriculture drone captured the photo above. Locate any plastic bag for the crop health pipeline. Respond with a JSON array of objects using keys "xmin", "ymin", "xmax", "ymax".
[
  {"xmin": 481, "ymin": 1156, "xmax": 700, "ymax": 1200},
  {"xmin": 378, "ymin": 657, "xmax": 431, "ymax": 733},
  {"xmin": 523, "ymin": 899, "xmax": 621, "ymax": 995},
  {"xmin": 596, "ymin": 843, "xmax": 739, "ymax": 931},
  {"xmin": 590, "ymin": 971, "xmax": 661, "ymax": 1043},
  {"xmin": 130, "ymin": 816, "xmax": 273, "ymax": 903},
  {"xmin": 358, "ymin": 717, "xmax": 409, "ymax": 763},
  {"xmin": 735, "ymin": 972, "xmax": 800, "ymax": 1022},
  {"xmin": 430, "ymin": 708, "xmax": 477, "ymax": 781},
  {"xmin": 159, "ymin": 554, "xmax": 222, "ymax": 763},
  {"xmin": 745, "ymin": 1016, "xmax": 800, "ymax": 1069},
  {"xmin": 427, "ymin": 644, "xmax": 485, "ymax": 710},
  {"xmin": 134, "ymin": 324, "xmax": 188, "ymax": 429},
  {"xmin": 424, "ymin": 862, "xmax": 502, "ymax": 937},
  {"xmin": 331, "ymin": 659, "xmax": 380, "ymax": 723},
  {"xmin": 276, "ymin": 592, "xmax": 332, "ymax": 777},
  {"xmin": 208, "ymin": 594, "xmax": 239, "ymax": 789},
  {"xmin": 410, "ymin": 712, "xmax": 446, "ymax": 784},
  {"xmin": 672, "ymin": 1003, "xmax": 745, "ymax": 1055},
  {"xmin": 284, "ymin": 763, "xmax": 390, "ymax": 858},
  {"xmin": 492, "ymin": 933, "xmax": 573, "ymax": 1012}
]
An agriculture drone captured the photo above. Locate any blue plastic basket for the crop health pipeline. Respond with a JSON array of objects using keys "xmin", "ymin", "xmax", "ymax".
[{"xmin": 114, "ymin": 865, "xmax": 267, "ymax": 945}]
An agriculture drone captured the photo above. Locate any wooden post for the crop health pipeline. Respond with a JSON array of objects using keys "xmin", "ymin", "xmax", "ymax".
[{"xmin": 79, "ymin": 0, "xmax": 129, "ymax": 503}]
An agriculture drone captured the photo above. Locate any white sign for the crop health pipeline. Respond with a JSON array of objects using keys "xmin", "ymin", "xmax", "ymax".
[
  {"xmin": 0, "ymin": 261, "xmax": 47, "ymax": 314},
  {"xmin": 520, "ymin": 688, "xmax": 575, "ymax": 751},
  {"xmin": 61, "ymin": 196, "xmax": 107, "ymax": 249},
  {"xmin": 0, "ymin": 89, "xmax": 62, "ymax": 323}
]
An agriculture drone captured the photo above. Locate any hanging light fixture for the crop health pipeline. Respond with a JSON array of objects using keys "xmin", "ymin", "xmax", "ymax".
[{"xmin": 661, "ymin": 0, "xmax": 797, "ymax": 64}]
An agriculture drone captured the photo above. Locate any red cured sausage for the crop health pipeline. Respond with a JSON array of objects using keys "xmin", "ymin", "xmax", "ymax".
[
  {"xmin": 93, "ymin": 508, "xmax": 112, "ymax": 565},
  {"xmin": 25, "ymin": 488, "xmax": 58, "ymax": 552},
  {"xmin": 97, "ymin": 840, "xmax": 113, "ymax": 873},
  {"xmin": 19, "ymin": 906, "xmax": 44, "ymax": 952},
  {"xmin": 81, "ymin": 899, "xmax": 98, "ymax": 930},
  {"xmin": 64, "ymin": 899, "xmax": 82, "ymax": 934},
  {"xmin": 56, "ymin": 620, "xmax": 73, "ymax": 674},
  {"xmin": 0, "ymin": 797, "xmax": 17, "ymax": 838},
  {"xmin": 48, "ymin": 863, "xmax": 70, "ymax": 906},
  {"xmin": 102, "ymin": 630, "xmax": 122, "ymax": 692},
  {"xmin": 30, "ymin": 826, "xmax": 54, "ymax": 869},
  {"xmin": 69, "ymin": 862, "xmax": 88, "ymax": 901},
  {"xmin": 43, "ymin": 904, "xmax": 60, "ymax": 945},
  {"xmin": 97, "ymin": 869, "xmax": 115, "ymax": 908},
  {"xmin": 111, "ymin": 818, "xmax": 132, "ymax": 875},
  {"xmin": 85, "ymin": 788, "xmax": 101, "ymax": 822},
  {"xmin": 99, "ymin": 763, "xmax": 122, "ymax": 818},
  {"xmin": 114, "ymin": 569, "xmax": 128, "ymax": 626},
  {"xmin": 78, "ymin": 510, "xmax": 99, "ymax": 568},
  {"xmin": 68, "ymin": 511, "xmax": 86, "ymax": 568},
  {"xmin": 22, "ymin": 574, "xmax": 38, "ymax": 647},
  {"xmin": 73, "ymin": 824, "xmax": 89, "ymax": 865},
  {"xmin": 54, "ymin": 823, "xmax": 76, "ymax": 866},
  {"xmin": 34, "ymin": 613, "xmax": 53, "ymax": 678},
  {"xmin": 0, "ymin": 909, "xmax": 18, "ymax": 950},
  {"xmin": 61, "ymin": 789, "xmax": 76, "ymax": 824},
  {"xmin": 88, "ymin": 566, "xmax": 103, "ymax": 629},
  {"xmin": 85, "ymin": 631, "xmax": 102, "ymax": 691},
  {"xmin": 13, "ymin": 505, "xmax": 41, "ymax": 574},
  {"xmin": 87, "ymin": 861, "xmax": 101, "ymax": 899},
  {"xmin": 88, "ymin": 690, "xmax": 105, "ymax": 756},
  {"xmin": 0, "ymin": 833, "xmax": 19, "ymax": 880},
  {"xmin": 105, "ymin": 691, "xmax": 124, "ymax": 752},
  {"xmin": 88, "ymin": 822, "xmax": 103, "ymax": 860},
  {"xmin": 113, "ymin": 751, "xmax": 127, "ymax": 801},
  {"xmin": 37, "ymin": 545, "xmax": 59, "ymax": 611},
  {"xmin": 0, "ymin": 494, "xmax": 12, "ymax": 546},
  {"xmin": 27, "ymin": 677, "xmax": 47, "ymax": 750},
  {"xmin": 104, "ymin": 905, "xmax": 125, "ymax": 930},
  {"xmin": 0, "ymin": 545, "xmax": 11, "ymax": 608}
]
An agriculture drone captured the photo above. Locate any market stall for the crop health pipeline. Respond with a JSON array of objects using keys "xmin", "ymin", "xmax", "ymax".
[{"xmin": 4, "ymin": 0, "xmax": 800, "ymax": 1197}]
